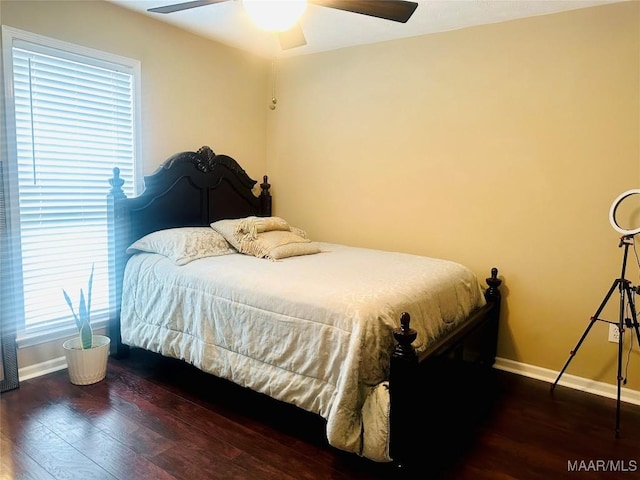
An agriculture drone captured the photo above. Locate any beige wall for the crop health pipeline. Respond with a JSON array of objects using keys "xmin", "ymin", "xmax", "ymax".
[
  {"xmin": 1, "ymin": 0, "xmax": 270, "ymax": 370},
  {"xmin": 267, "ymin": 2, "xmax": 640, "ymax": 390},
  {"xmin": 3, "ymin": 1, "xmax": 640, "ymax": 394}
]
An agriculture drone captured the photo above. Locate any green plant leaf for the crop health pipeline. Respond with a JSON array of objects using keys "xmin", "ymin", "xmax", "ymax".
[
  {"xmin": 62, "ymin": 288, "xmax": 82, "ymax": 330},
  {"xmin": 62, "ymin": 264, "xmax": 96, "ymax": 349},
  {"xmin": 79, "ymin": 289, "xmax": 87, "ymax": 324},
  {"xmin": 79, "ymin": 323, "xmax": 93, "ymax": 349}
]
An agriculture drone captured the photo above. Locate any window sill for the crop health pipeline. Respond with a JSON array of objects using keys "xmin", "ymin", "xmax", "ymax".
[{"xmin": 16, "ymin": 318, "xmax": 109, "ymax": 349}]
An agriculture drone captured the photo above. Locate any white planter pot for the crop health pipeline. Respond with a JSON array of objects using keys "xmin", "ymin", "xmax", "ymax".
[{"xmin": 62, "ymin": 334, "xmax": 110, "ymax": 385}]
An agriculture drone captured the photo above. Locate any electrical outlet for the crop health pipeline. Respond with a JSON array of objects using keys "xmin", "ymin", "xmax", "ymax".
[{"xmin": 608, "ymin": 323, "xmax": 621, "ymax": 343}]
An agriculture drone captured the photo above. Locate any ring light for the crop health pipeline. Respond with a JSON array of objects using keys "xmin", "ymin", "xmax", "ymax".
[{"xmin": 609, "ymin": 189, "xmax": 640, "ymax": 236}]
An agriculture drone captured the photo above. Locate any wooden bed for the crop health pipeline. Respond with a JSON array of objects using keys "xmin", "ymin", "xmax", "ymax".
[{"xmin": 107, "ymin": 145, "xmax": 502, "ymax": 468}]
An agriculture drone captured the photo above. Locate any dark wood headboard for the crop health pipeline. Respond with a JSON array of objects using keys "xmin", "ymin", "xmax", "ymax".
[{"xmin": 106, "ymin": 145, "xmax": 271, "ymax": 355}]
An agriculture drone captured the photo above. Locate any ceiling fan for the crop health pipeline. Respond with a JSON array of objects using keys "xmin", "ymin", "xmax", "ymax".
[{"xmin": 146, "ymin": 0, "xmax": 419, "ymax": 50}]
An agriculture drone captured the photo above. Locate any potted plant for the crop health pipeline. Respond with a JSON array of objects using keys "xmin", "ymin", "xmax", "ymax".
[{"xmin": 61, "ymin": 265, "xmax": 110, "ymax": 385}]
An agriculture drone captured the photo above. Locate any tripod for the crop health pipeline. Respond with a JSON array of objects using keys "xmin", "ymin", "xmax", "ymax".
[{"xmin": 551, "ymin": 235, "xmax": 640, "ymax": 437}]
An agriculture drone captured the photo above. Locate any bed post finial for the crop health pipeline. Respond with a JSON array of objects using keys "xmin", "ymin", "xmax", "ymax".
[
  {"xmin": 485, "ymin": 267, "xmax": 501, "ymax": 304},
  {"xmin": 392, "ymin": 312, "xmax": 418, "ymax": 359},
  {"xmin": 109, "ymin": 167, "xmax": 125, "ymax": 197},
  {"xmin": 260, "ymin": 175, "xmax": 272, "ymax": 216}
]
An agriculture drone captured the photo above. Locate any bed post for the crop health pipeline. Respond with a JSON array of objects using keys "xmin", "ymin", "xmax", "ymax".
[
  {"xmin": 259, "ymin": 175, "xmax": 272, "ymax": 216},
  {"xmin": 482, "ymin": 267, "xmax": 502, "ymax": 366},
  {"xmin": 107, "ymin": 167, "xmax": 130, "ymax": 358},
  {"xmin": 388, "ymin": 312, "xmax": 418, "ymax": 468},
  {"xmin": 389, "ymin": 268, "xmax": 502, "ymax": 468}
]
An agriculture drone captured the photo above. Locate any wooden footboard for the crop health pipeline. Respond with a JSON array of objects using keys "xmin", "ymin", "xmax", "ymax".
[{"xmin": 389, "ymin": 268, "xmax": 502, "ymax": 467}]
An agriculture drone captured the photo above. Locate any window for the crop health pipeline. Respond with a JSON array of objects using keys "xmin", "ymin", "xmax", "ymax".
[{"xmin": 2, "ymin": 27, "xmax": 141, "ymax": 340}]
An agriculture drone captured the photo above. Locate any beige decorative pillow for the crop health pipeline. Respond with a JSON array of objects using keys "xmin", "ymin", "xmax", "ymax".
[
  {"xmin": 290, "ymin": 226, "xmax": 309, "ymax": 239},
  {"xmin": 211, "ymin": 216, "xmax": 320, "ymax": 260},
  {"xmin": 126, "ymin": 227, "xmax": 235, "ymax": 265},
  {"xmin": 211, "ymin": 216, "xmax": 292, "ymax": 250},
  {"xmin": 210, "ymin": 218, "xmax": 244, "ymax": 250},
  {"xmin": 236, "ymin": 216, "xmax": 290, "ymax": 237},
  {"xmin": 239, "ymin": 230, "xmax": 311, "ymax": 259},
  {"xmin": 267, "ymin": 241, "xmax": 321, "ymax": 260}
]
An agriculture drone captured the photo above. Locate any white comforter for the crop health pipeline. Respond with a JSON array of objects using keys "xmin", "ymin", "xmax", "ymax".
[{"xmin": 120, "ymin": 242, "xmax": 486, "ymax": 461}]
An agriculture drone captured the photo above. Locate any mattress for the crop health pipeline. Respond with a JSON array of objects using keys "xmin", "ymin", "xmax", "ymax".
[{"xmin": 120, "ymin": 242, "xmax": 486, "ymax": 461}]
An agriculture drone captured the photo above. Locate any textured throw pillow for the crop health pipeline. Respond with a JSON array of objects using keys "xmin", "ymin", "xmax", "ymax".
[
  {"xmin": 210, "ymin": 216, "xmax": 291, "ymax": 250},
  {"xmin": 211, "ymin": 217, "xmax": 320, "ymax": 260},
  {"xmin": 209, "ymin": 218, "xmax": 245, "ymax": 250},
  {"xmin": 126, "ymin": 227, "xmax": 235, "ymax": 265},
  {"xmin": 290, "ymin": 226, "xmax": 309, "ymax": 239},
  {"xmin": 236, "ymin": 216, "xmax": 290, "ymax": 236},
  {"xmin": 267, "ymin": 241, "xmax": 321, "ymax": 260},
  {"xmin": 239, "ymin": 230, "xmax": 312, "ymax": 259}
]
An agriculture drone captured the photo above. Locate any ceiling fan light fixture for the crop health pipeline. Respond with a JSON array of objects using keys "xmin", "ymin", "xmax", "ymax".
[{"xmin": 243, "ymin": 0, "xmax": 307, "ymax": 32}]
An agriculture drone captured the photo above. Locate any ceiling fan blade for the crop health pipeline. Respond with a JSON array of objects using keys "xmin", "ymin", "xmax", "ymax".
[
  {"xmin": 279, "ymin": 23, "xmax": 307, "ymax": 50},
  {"xmin": 148, "ymin": 0, "xmax": 229, "ymax": 14},
  {"xmin": 310, "ymin": 0, "xmax": 418, "ymax": 23}
]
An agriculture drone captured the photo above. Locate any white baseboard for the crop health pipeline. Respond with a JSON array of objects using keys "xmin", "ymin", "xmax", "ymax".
[
  {"xmin": 18, "ymin": 356, "xmax": 67, "ymax": 382},
  {"xmin": 17, "ymin": 355, "xmax": 640, "ymax": 406},
  {"xmin": 494, "ymin": 357, "xmax": 640, "ymax": 406}
]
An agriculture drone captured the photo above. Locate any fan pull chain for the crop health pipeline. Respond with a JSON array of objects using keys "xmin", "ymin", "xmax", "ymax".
[{"xmin": 270, "ymin": 60, "xmax": 278, "ymax": 110}]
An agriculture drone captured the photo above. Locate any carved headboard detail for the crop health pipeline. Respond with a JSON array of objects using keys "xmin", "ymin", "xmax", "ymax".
[{"xmin": 106, "ymin": 146, "xmax": 271, "ymax": 355}]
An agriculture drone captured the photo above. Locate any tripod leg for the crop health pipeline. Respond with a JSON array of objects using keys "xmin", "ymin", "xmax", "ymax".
[
  {"xmin": 627, "ymin": 284, "xmax": 640, "ymax": 356},
  {"xmin": 551, "ymin": 279, "xmax": 621, "ymax": 391},
  {"xmin": 615, "ymin": 282, "xmax": 635, "ymax": 437},
  {"xmin": 617, "ymin": 282, "xmax": 640, "ymax": 437},
  {"xmin": 631, "ymin": 311, "xmax": 640, "ymax": 353}
]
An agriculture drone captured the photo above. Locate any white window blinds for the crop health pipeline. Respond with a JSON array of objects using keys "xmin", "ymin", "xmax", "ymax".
[{"xmin": 4, "ymin": 29, "xmax": 140, "ymax": 335}]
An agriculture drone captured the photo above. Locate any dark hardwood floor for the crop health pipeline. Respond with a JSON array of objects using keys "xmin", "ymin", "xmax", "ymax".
[{"xmin": 2, "ymin": 349, "xmax": 640, "ymax": 479}]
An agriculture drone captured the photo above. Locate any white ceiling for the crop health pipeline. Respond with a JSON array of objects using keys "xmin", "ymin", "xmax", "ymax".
[{"xmin": 108, "ymin": 0, "xmax": 622, "ymax": 59}]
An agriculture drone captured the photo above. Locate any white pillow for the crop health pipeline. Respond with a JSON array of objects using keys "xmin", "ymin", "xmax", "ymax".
[{"xmin": 126, "ymin": 227, "xmax": 235, "ymax": 265}]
